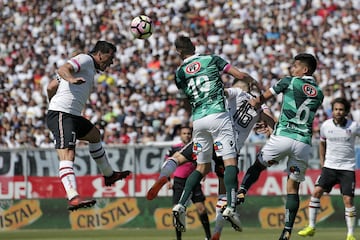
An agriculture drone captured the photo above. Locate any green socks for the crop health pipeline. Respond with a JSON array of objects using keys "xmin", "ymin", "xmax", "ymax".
[
  {"xmin": 224, "ymin": 165, "xmax": 238, "ymax": 209},
  {"xmin": 178, "ymin": 170, "xmax": 203, "ymax": 206}
]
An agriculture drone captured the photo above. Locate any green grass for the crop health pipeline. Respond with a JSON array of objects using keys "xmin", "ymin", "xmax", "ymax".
[{"xmin": 0, "ymin": 227, "xmax": 354, "ymax": 240}]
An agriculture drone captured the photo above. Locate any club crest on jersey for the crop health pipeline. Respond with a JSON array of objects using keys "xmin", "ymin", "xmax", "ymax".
[
  {"xmin": 213, "ymin": 141, "xmax": 223, "ymax": 151},
  {"xmin": 302, "ymin": 84, "xmax": 317, "ymax": 97},
  {"xmin": 185, "ymin": 62, "xmax": 201, "ymax": 74},
  {"xmin": 193, "ymin": 142, "xmax": 202, "ymax": 153}
]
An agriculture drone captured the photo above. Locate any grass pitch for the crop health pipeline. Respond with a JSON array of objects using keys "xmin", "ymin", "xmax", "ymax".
[{"xmin": 0, "ymin": 227, "xmax": 353, "ymax": 240}]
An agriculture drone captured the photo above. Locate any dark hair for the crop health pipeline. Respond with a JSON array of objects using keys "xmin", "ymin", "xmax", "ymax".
[
  {"xmin": 89, "ymin": 41, "xmax": 116, "ymax": 54},
  {"xmin": 294, "ymin": 53, "xmax": 317, "ymax": 75},
  {"xmin": 175, "ymin": 36, "xmax": 195, "ymax": 55},
  {"xmin": 331, "ymin": 98, "xmax": 351, "ymax": 114}
]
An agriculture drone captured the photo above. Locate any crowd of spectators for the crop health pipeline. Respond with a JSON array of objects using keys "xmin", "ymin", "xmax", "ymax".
[{"xmin": 0, "ymin": 0, "xmax": 359, "ymax": 149}]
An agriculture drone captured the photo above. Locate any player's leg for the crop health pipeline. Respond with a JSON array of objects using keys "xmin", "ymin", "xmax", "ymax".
[
  {"xmin": 172, "ymin": 177, "xmax": 185, "ymax": 239},
  {"xmin": 344, "ymin": 195, "xmax": 356, "ymax": 240},
  {"xmin": 212, "ymin": 113, "xmax": 241, "ymax": 231},
  {"xmin": 47, "ymin": 111, "xmax": 96, "ymax": 211},
  {"xmin": 340, "ymin": 170, "xmax": 356, "ymax": 240},
  {"xmin": 173, "ymin": 125, "xmax": 212, "ymax": 232},
  {"xmin": 239, "ymin": 135, "xmax": 288, "ymax": 203},
  {"xmin": 173, "ymin": 162, "xmax": 211, "ymax": 231},
  {"xmin": 212, "ymin": 175, "xmax": 226, "ymax": 240},
  {"xmin": 279, "ymin": 140, "xmax": 310, "ymax": 240},
  {"xmin": 147, "ymin": 143, "xmax": 193, "ymax": 200},
  {"xmin": 297, "ymin": 185, "xmax": 324, "ymax": 237},
  {"xmin": 238, "ymin": 159, "xmax": 266, "ymax": 203},
  {"xmin": 192, "ymin": 184, "xmax": 211, "ymax": 240},
  {"xmin": 80, "ymin": 120, "xmax": 131, "ymax": 186},
  {"xmin": 298, "ymin": 168, "xmax": 335, "ymax": 237},
  {"xmin": 279, "ymin": 178, "xmax": 300, "ymax": 240}
]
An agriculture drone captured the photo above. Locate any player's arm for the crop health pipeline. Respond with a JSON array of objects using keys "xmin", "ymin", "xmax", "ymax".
[
  {"xmin": 250, "ymin": 88, "xmax": 274, "ymax": 109},
  {"xmin": 254, "ymin": 108, "xmax": 276, "ymax": 137},
  {"xmin": 47, "ymin": 78, "xmax": 59, "ymax": 102},
  {"xmin": 319, "ymin": 141, "xmax": 326, "ymax": 167},
  {"xmin": 57, "ymin": 62, "xmax": 85, "ymax": 84},
  {"xmin": 225, "ymin": 65, "xmax": 260, "ymax": 89},
  {"xmin": 260, "ymin": 108, "xmax": 276, "ymax": 130}
]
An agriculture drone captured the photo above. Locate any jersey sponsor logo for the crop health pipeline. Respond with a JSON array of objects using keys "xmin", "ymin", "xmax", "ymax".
[
  {"xmin": 302, "ymin": 84, "xmax": 317, "ymax": 97},
  {"xmin": 185, "ymin": 62, "xmax": 201, "ymax": 74}
]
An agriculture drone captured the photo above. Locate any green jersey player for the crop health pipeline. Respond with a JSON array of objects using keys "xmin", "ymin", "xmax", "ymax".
[
  {"xmin": 172, "ymin": 35, "xmax": 259, "ymax": 233},
  {"xmin": 239, "ymin": 53, "xmax": 324, "ymax": 240}
]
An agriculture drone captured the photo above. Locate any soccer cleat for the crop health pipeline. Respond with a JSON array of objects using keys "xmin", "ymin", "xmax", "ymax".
[
  {"xmin": 172, "ymin": 204, "xmax": 186, "ymax": 232},
  {"xmin": 104, "ymin": 170, "xmax": 131, "ymax": 186},
  {"xmin": 297, "ymin": 226, "xmax": 315, "ymax": 237},
  {"xmin": 236, "ymin": 188, "xmax": 247, "ymax": 204},
  {"xmin": 222, "ymin": 207, "xmax": 242, "ymax": 232},
  {"xmin": 218, "ymin": 189, "xmax": 246, "ymax": 213},
  {"xmin": 279, "ymin": 230, "xmax": 291, "ymax": 240},
  {"xmin": 346, "ymin": 234, "xmax": 356, "ymax": 240},
  {"xmin": 211, "ymin": 232, "xmax": 221, "ymax": 240},
  {"xmin": 146, "ymin": 176, "xmax": 168, "ymax": 200},
  {"xmin": 68, "ymin": 196, "xmax": 96, "ymax": 211}
]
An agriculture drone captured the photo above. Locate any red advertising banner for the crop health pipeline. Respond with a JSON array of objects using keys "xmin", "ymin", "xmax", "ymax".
[{"xmin": 1, "ymin": 170, "xmax": 360, "ymax": 199}]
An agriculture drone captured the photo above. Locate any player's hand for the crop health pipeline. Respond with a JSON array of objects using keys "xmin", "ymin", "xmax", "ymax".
[
  {"xmin": 254, "ymin": 122, "xmax": 267, "ymax": 134},
  {"xmin": 249, "ymin": 97, "xmax": 261, "ymax": 110}
]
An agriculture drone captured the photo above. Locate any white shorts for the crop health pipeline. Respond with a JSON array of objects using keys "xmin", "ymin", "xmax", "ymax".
[
  {"xmin": 192, "ymin": 112, "xmax": 237, "ymax": 164},
  {"xmin": 258, "ymin": 135, "xmax": 311, "ymax": 182}
]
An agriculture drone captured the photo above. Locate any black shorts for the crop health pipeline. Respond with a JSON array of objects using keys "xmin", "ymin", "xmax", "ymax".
[
  {"xmin": 316, "ymin": 167, "xmax": 355, "ymax": 197},
  {"xmin": 179, "ymin": 141, "xmax": 225, "ymax": 178},
  {"xmin": 46, "ymin": 110, "xmax": 94, "ymax": 149},
  {"xmin": 172, "ymin": 176, "xmax": 205, "ymax": 205}
]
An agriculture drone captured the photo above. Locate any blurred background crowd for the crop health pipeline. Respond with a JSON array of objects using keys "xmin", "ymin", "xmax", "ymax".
[{"xmin": 0, "ymin": 0, "xmax": 359, "ymax": 149}]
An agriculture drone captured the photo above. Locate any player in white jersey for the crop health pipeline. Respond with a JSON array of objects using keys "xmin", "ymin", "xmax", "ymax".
[
  {"xmin": 46, "ymin": 41, "xmax": 131, "ymax": 211},
  {"xmin": 298, "ymin": 98, "xmax": 360, "ymax": 240},
  {"xmin": 211, "ymin": 80, "xmax": 275, "ymax": 239}
]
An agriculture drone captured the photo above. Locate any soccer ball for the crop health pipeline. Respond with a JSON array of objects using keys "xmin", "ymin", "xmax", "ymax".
[{"xmin": 130, "ymin": 15, "xmax": 153, "ymax": 39}]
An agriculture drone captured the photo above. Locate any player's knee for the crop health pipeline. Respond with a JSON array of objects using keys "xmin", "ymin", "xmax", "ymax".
[
  {"xmin": 255, "ymin": 153, "xmax": 270, "ymax": 169},
  {"xmin": 84, "ymin": 127, "xmax": 101, "ymax": 143},
  {"xmin": 195, "ymin": 202, "xmax": 207, "ymax": 214}
]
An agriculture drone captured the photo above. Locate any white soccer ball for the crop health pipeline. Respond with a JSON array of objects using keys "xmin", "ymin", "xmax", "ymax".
[{"xmin": 130, "ymin": 15, "xmax": 153, "ymax": 39}]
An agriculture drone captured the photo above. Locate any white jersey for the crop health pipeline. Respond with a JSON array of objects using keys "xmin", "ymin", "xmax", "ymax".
[
  {"xmin": 226, "ymin": 87, "xmax": 268, "ymax": 150},
  {"xmin": 320, "ymin": 118, "xmax": 360, "ymax": 171},
  {"xmin": 48, "ymin": 54, "xmax": 96, "ymax": 116}
]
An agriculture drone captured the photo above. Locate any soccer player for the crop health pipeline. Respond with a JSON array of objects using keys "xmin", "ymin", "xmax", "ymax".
[
  {"xmin": 239, "ymin": 53, "xmax": 324, "ymax": 240},
  {"xmin": 171, "ymin": 35, "xmax": 259, "ymax": 232},
  {"xmin": 298, "ymin": 98, "xmax": 360, "ymax": 240},
  {"xmin": 46, "ymin": 41, "xmax": 131, "ymax": 211},
  {"xmin": 162, "ymin": 126, "xmax": 212, "ymax": 240}
]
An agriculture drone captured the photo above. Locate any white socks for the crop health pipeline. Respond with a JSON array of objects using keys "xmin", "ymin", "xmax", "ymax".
[
  {"xmin": 59, "ymin": 160, "xmax": 78, "ymax": 200},
  {"xmin": 345, "ymin": 206, "xmax": 356, "ymax": 235},
  {"xmin": 213, "ymin": 194, "xmax": 227, "ymax": 235},
  {"xmin": 308, "ymin": 197, "xmax": 320, "ymax": 228}
]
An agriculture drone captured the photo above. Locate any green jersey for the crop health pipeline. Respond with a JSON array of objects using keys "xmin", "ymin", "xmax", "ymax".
[
  {"xmin": 175, "ymin": 54, "xmax": 228, "ymax": 120},
  {"xmin": 272, "ymin": 76, "xmax": 324, "ymax": 145}
]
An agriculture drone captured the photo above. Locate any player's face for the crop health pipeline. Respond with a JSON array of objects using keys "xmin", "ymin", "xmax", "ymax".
[
  {"xmin": 332, "ymin": 102, "xmax": 347, "ymax": 121},
  {"xmin": 180, "ymin": 128, "xmax": 192, "ymax": 144},
  {"xmin": 98, "ymin": 51, "xmax": 115, "ymax": 71},
  {"xmin": 290, "ymin": 60, "xmax": 308, "ymax": 77}
]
